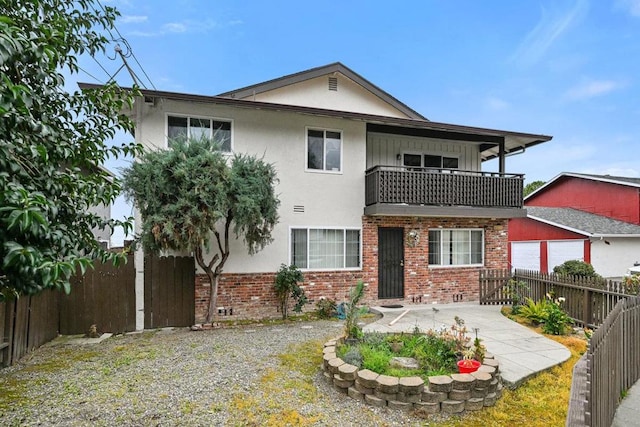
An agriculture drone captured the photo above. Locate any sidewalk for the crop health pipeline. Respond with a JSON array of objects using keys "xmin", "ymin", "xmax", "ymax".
[
  {"xmin": 364, "ymin": 303, "xmax": 571, "ymax": 387},
  {"xmin": 612, "ymin": 380, "xmax": 640, "ymax": 426}
]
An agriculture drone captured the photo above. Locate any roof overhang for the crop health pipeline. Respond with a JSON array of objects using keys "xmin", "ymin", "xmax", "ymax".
[
  {"xmin": 78, "ymin": 83, "xmax": 552, "ymax": 162},
  {"xmin": 365, "ymin": 205, "xmax": 527, "ymax": 219},
  {"xmin": 527, "ymin": 213, "xmax": 640, "ymax": 238}
]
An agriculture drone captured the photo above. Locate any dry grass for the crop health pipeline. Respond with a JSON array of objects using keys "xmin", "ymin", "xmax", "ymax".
[{"xmin": 437, "ymin": 308, "xmax": 587, "ymax": 427}]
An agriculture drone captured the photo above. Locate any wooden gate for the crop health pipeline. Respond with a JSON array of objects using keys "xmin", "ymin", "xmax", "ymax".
[
  {"xmin": 479, "ymin": 269, "xmax": 512, "ymax": 305},
  {"xmin": 59, "ymin": 254, "xmax": 136, "ymax": 335},
  {"xmin": 144, "ymin": 255, "xmax": 195, "ymax": 329},
  {"xmin": 378, "ymin": 227, "xmax": 404, "ymax": 299}
]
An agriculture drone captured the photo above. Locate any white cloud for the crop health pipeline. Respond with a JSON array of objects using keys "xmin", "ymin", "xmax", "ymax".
[
  {"xmin": 164, "ymin": 22, "xmax": 188, "ymax": 33},
  {"xmin": 564, "ymin": 79, "xmax": 625, "ymax": 100},
  {"xmin": 616, "ymin": 0, "xmax": 640, "ymax": 17},
  {"xmin": 119, "ymin": 15, "xmax": 148, "ymax": 24},
  {"xmin": 128, "ymin": 18, "xmax": 229, "ymax": 37},
  {"xmin": 511, "ymin": 0, "xmax": 589, "ymax": 66},
  {"xmin": 485, "ymin": 97, "xmax": 510, "ymax": 111}
]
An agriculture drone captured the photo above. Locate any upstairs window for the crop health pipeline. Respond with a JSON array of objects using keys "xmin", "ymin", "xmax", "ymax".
[
  {"xmin": 167, "ymin": 115, "xmax": 232, "ymax": 152},
  {"xmin": 307, "ymin": 129, "xmax": 342, "ymax": 172},
  {"xmin": 403, "ymin": 153, "xmax": 459, "ymax": 169},
  {"xmin": 428, "ymin": 229, "xmax": 483, "ymax": 266}
]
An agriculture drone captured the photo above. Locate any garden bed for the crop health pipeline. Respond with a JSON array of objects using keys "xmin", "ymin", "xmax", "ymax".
[{"xmin": 321, "ymin": 337, "xmax": 503, "ymax": 416}]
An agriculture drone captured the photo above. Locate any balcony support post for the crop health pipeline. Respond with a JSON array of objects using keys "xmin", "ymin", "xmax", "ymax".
[{"xmin": 498, "ymin": 137, "xmax": 506, "ymax": 174}]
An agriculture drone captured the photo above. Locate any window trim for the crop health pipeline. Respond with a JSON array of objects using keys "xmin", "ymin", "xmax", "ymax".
[
  {"xmin": 165, "ymin": 112, "xmax": 234, "ymax": 152},
  {"xmin": 401, "ymin": 151, "xmax": 460, "ymax": 169},
  {"xmin": 428, "ymin": 228, "xmax": 484, "ymax": 268},
  {"xmin": 288, "ymin": 226, "xmax": 362, "ymax": 271},
  {"xmin": 304, "ymin": 127, "xmax": 343, "ymax": 174}
]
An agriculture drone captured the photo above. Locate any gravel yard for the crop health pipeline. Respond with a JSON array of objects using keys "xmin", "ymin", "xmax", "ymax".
[{"xmin": 0, "ymin": 319, "xmax": 434, "ymax": 426}]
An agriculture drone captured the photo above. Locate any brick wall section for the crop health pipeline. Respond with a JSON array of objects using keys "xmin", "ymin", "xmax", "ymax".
[{"xmin": 194, "ymin": 216, "xmax": 509, "ymax": 322}]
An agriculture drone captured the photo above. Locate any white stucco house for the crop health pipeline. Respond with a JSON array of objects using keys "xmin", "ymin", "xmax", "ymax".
[{"xmin": 81, "ymin": 62, "xmax": 552, "ymax": 324}]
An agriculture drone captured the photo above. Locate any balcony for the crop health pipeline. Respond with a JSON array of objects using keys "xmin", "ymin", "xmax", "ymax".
[{"xmin": 364, "ymin": 166, "xmax": 526, "ymax": 218}]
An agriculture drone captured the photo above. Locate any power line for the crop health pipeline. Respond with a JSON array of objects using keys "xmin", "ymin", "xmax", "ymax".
[
  {"xmin": 77, "ymin": 65, "xmax": 103, "ymax": 83},
  {"xmin": 95, "ymin": 0, "xmax": 157, "ymax": 90}
]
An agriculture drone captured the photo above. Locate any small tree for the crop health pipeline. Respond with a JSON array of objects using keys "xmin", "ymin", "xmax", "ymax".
[
  {"xmin": 344, "ymin": 280, "xmax": 366, "ymax": 340},
  {"xmin": 273, "ymin": 264, "xmax": 307, "ymax": 319},
  {"xmin": 122, "ymin": 137, "xmax": 279, "ymax": 323},
  {"xmin": 0, "ymin": 0, "xmax": 139, "ymax": 300}
]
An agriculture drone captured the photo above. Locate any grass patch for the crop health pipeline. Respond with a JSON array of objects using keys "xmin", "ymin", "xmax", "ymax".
[
  {"xmin": 227, "ymin": 339, "xmax": 327, "ymax": 426},
  {"xmin": 437, "ymin": 307, "xmax": 587, "ymax": 427}
]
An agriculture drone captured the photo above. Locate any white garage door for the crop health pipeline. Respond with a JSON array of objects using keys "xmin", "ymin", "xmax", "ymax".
[
  {"xmin": 548, "ymin": 240, "xmax": 584, "ymax": 271},
  {"xmin": 511, "ymin": 242, "xmax": 541, "ymax": 271}
]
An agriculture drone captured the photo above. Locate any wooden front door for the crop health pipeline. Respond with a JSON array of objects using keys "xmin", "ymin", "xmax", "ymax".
[{"xmin": 378, "ymin": 227, "xmax": 404, "ymax": 299}]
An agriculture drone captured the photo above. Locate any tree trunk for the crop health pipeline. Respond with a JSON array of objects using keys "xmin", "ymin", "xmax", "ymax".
[{"xmin": 205, "ymin": 269, "xmax": 219, "ymax": 324}]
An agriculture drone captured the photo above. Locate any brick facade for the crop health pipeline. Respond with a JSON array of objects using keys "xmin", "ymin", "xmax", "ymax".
[{"xmin": 195, "ymin": 216, "xmax": 509, "ymax": 322}]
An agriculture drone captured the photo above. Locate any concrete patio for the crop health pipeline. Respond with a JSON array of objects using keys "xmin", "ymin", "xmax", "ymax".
[{"xmin": 364, "ymin": 303, "xmax": 571, "ymax": 388}]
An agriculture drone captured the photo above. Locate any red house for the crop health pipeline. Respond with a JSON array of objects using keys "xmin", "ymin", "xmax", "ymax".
[{"xmin": 509, "ymin": 173, "xmax": 640, "ymax": 278}]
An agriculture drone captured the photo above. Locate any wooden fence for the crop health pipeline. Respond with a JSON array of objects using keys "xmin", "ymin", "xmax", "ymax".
[
  {"xmin": 1, "ymin": 254, "xmax": 195, "ymax": 368},
  {"xmin": 0, "ymin": 289, "xmax": 60, "ymax": 367},
  {"xmin": 59, "ymin": 254, "xmax": 136, "ymax": 335},
  {"xmin": 584, "ymin": 296, "xmax": 640, "ymax": 427},
  {"xmin": 479, "ymin": 269, "xmax": 636, "ymax": 327},
  {"xmin": 144, "ymin": 255, "xmax": 195, "ymax": 329}
]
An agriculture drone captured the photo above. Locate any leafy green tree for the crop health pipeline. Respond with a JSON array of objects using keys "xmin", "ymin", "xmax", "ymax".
[
  {"xmin": 523, "ymin": 180, "xmax": 545, "ymax": 197},
  {"xmin": 122, "ymin": 137, "xmax": 280, "ymax": 323},
  {"xmin": 0, "ymin": 0, "xmax": 139, "ymax": 300}
]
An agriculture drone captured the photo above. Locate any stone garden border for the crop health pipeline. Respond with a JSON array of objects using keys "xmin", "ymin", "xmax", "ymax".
[{"xmin": 321, "ymin": 338, "xmax": 504, "ymax": 415}]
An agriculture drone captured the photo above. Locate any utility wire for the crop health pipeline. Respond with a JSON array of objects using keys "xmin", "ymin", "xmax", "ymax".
[
  {"xmin": 95, "ymin": 0, "xmax": 157, "ymax": 90},
  {"xmin": 77, "ymin": 65, "xmax": 103, "ymax": 83}
]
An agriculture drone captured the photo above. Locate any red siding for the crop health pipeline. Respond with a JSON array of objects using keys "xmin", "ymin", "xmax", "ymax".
[
  {"xmin": 526, "ymin": 177, "xmax": 640, "ymax": 224},
  {"xmin": 509, "ymin": 217, "xmax": 585, "ymax": 241}
]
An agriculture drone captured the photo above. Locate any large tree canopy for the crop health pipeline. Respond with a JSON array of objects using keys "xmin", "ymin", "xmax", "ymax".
[
  {"xmin": 122, "ymin": 137, "xmax": 280, "ymax": 323},
  {"xmin": 0, "ymin": 0, "xmax": 139, "ymax": 300}
]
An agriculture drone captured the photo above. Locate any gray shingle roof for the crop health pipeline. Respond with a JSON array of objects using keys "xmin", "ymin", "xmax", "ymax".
[
  {"xmin": 567, "ymin": 173, "xmax": 640, "ymax": 186},
  {"xmin": 526, "ymin": 207, "xmax": 640, "ymax": 236}
]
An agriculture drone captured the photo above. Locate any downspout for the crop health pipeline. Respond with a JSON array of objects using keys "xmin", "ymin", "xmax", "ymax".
[{"xmin": 134, "ymin": 96, "xmax": 145, "ymax": 331}]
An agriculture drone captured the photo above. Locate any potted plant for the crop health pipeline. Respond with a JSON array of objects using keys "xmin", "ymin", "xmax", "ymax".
[{"xmin": 457, "ymin": 349, "xmax": 481, "ymax": 373}]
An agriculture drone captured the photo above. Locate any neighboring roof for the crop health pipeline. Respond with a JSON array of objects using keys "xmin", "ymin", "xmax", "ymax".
[
  {"xmin": 526, "ymin": 206, "xmax": 640, "ymax": 237},
  {"xmin": 526, "ymin": 172, "xmax": 640, "ymax": 200},
  {"xmin": 78, "ymin": 82, "xmax": 552, "ymax": 161},
  {"xmin": 216, "ymin": 62, "xmax": 428, "ymax": 120}
]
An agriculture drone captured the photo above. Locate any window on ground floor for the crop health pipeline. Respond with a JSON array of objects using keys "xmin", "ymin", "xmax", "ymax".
[
  {"xmin": 290, "ymin": 227, "xmax": 360, "ymax": 269},
  {"xmin": 428, "ymin": 229, "xmax": 483, "ymax": 266}
]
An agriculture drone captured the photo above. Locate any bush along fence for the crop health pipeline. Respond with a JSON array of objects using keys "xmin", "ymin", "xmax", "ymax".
[
  {"xmin": 584, "ymin": 296, "xmax": 640, "ymax": 427},
  {"xmin": 321, "ymin": 338, "xmax": 503, "ymax": 415},
  {"xmin": 479, "ymin": 269, "xmax": 638, "ymax": 328}
]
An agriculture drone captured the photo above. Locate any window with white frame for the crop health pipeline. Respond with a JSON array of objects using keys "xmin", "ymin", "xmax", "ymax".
[
  {"xmin": 428, "ymin": 229, "xmax": 483, "ymax": 266},
  {"xmin": 291, "ymin": 228, "xmax": 360, "ymax": 269},
  {"xmin": 306, "ymin": 129, "xmax": 342, "ymax": 172},
  {"xmin": 167, "ymin": 115, "xmax": 232, "ymax": 151}
]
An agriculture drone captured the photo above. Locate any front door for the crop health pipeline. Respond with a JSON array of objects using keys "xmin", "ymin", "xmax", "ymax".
[{"xmin": 378, "ymin": 227, "xmax": 404, "ymax": 299}]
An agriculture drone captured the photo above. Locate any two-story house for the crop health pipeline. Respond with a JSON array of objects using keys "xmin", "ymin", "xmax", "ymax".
[
  {"xmin": 510, "ymin": 172, "xmax": 640, "ymax": 278},
  {"xmin": 83, "ymin": 63, "xmax": 552, "ymax": 321}
]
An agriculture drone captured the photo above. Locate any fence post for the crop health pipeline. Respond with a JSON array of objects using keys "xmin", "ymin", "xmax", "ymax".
[{"xmin": 583, "ymin": 288, "xmax": 592, "ymax": 327}]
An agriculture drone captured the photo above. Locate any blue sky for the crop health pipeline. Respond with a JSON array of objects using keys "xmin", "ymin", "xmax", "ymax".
[{"xmin": 73, "ymin": 0, "xmax": 640, "ymax": 245}]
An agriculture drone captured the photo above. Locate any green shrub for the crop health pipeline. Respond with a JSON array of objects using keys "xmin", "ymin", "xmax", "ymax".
[
  {"xmin": 362, "ymin": 332, "xmax": 388, "ymax": 350},
  {"xmin": 315, "ymin": 297, "xmax": 336, "ymax": 319},
  {"xmin": 542, "ymin": 300, "xmax": 573, "ymax": 335},
  {"xmin": 273, "ymin": 264, "xmax": 307, "ymax": 320},
  {"xmin": 519, "ymin": 298, "xmax": 550, "ymax": 325},
  {"xmin": 553, "ymin": 260, "xmax": 600, "ymax": 278},
  {"xmin": 360, "ymin": 345, "xmax": 392, "ymax": 372},
  {"xmin": 342, "ymin": 347, "xmax": 363, "ymax": 368},
  {"xmin": 344, "ymin": 281, "xmax": 366, "ymax": 340}
]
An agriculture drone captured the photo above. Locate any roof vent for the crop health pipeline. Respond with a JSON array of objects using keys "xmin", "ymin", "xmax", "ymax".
[
  {"xmin": 293, "ymin": 205, "xmax": 305, "ymax": 213},
  {"xmin": 328, "ymin": 77, "xmax": 338, "ymax": 91}
]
